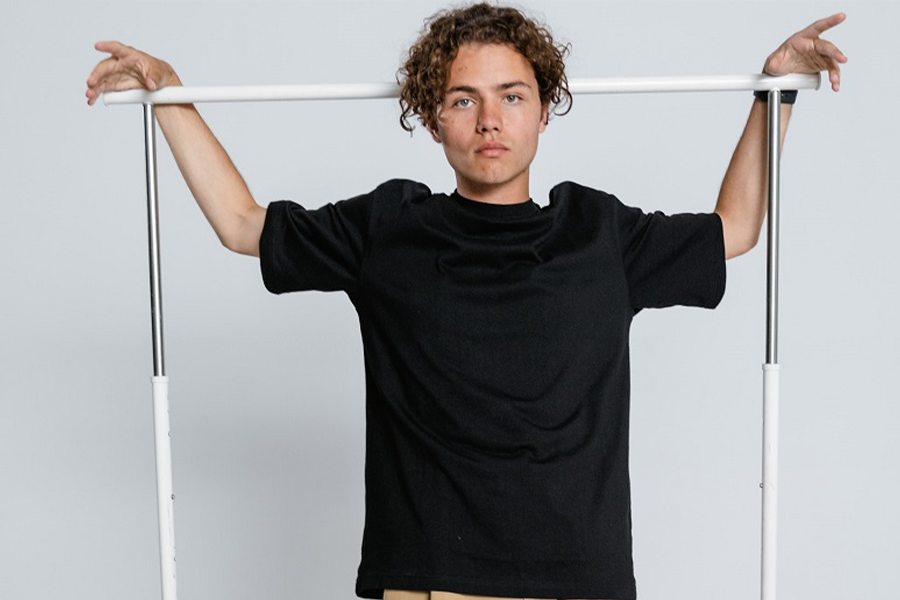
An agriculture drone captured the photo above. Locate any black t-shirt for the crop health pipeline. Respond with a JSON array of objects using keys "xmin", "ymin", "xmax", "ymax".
[{"xmin": 259, "ymin": 178, "xmax": 726, "ymax": 600}]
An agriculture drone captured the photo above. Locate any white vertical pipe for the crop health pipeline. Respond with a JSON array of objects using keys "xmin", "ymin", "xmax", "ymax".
[
  {"xmin": 761, "ymin": 89, "xmax": 782, "ymax": 600},
  {"xmin": 761, "ymin": 364, "xmax": 780, "ymax": 600},
  {"xmin": 152, "ymin": 375, "xmax": 177, "ymax": 600}
]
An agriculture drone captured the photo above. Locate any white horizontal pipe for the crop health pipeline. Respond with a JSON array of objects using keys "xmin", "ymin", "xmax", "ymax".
[{"xmin": 102, "ymin": 73, "xmax": 820, "ymax": 105}]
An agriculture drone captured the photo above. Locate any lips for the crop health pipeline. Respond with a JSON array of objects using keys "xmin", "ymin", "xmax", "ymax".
[
  {"xmin": 476, "ymin": 142, "xmax": 508, "ymax": 157},
  {"xmin": 477, "ymin": 142, "xmax": 508, "ymax": 153}
]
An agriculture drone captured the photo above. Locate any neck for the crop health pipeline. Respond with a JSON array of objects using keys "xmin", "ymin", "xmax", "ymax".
[{"xmin": 455, "ymin": 176, "xmax": 531, "ymax": 205}]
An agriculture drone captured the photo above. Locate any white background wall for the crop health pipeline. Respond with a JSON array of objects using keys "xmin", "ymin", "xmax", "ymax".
[{"xmin": 1, "ymin": 1, "xmax": 896, "ymax": 599}]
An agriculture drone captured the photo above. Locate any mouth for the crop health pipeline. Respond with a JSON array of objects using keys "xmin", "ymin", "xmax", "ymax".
[
  {"xmin": 476, "ymin": 143, "xmax": 509, "ymax": 157},
  {"xmin": 477, "ymin": 147, "xmax": 507, "ymax": 158}
]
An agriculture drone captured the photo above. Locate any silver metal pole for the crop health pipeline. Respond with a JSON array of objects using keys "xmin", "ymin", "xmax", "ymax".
[
  {"xmin": 761, "ymin": 89, "xmax": 782, "ymax": 600},
  {"xmin": 766, "ymin": 91, "xmax": 781, "ymax": 366},
  {"xmin": 145, "ymin": 104, "xmax": 165, "ymax": 377},
  {"xmin": 144, "ymin": 103, "xmax": 178, "ymax": 600}
]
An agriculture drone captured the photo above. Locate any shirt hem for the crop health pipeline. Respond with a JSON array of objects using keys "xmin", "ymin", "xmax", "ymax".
[{"xmin": 356, "ymin": 571, "xmax": 636, "ymax": 599}]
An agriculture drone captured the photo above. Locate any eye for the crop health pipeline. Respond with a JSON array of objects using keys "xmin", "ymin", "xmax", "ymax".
[
  {"xmin": 454, "ymin": 98, "xmax": 472, "ymax": 108},
  {"xmin": 505, "ymin": 94, "xmax": 521, "ymax": 103}
]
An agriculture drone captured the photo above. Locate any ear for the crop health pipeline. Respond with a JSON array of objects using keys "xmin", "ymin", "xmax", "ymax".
[
  {"xmin": 539, "ymin": 103, "xmax": 550, "ymax": 133},
  {"xmin": 427, "ymin": 122, "xmax": 442, "ymax": 144},
  {"xmin": 427, "ymin": 104, "xmax": 447, "ymax": 143}
]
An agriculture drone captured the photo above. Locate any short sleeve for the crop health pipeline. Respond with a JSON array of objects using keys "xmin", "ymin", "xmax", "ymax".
[
  {"xmin": 259, "ymin": 190, "xmax": 373, "ymax": 295},
  {"xmin": 614, "ymin": 196, "xmax": 726, "ymax": 312}
]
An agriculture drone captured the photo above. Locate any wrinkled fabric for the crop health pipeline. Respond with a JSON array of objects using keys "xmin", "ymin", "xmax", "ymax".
[{"xmin": 260, "ymin": 179, "xmax": 726, "ymax": 600}]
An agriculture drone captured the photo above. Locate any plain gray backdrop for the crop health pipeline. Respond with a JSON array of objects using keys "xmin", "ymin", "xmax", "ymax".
[{"xmin": 1, "ymin": 1, "xmax": 896, "ymax": 599}]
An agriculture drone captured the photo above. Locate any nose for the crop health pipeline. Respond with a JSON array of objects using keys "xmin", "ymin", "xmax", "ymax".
[{"xmin": 477, "ymin": 100, "xmax": 501, "ymax": 132}]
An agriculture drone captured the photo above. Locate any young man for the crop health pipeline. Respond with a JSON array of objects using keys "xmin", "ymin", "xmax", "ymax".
[{"xmin": 86, "ymin": 3, "xmax": 846, "ymax": 599}]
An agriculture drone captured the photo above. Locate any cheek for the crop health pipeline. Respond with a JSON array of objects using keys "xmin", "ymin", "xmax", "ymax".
[{"xmin": 442, "ymin": 123, "xmax": 468, "ymax": 150}]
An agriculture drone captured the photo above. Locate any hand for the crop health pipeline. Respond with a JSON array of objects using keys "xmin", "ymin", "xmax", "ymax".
[
  {"xmin": 763, "ymin": 12, "xmax": 848, "ymax": 92},
  {"xmin": 85, "ymin": 41, "xmax": 180, "ymax": 106}
]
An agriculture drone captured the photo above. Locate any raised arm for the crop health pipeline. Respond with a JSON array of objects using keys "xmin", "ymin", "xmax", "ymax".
[
  {"xmin": 86, "ymin": 41, "xmax": 265, "ymax": 257},
  {"xmin": 714, "ymin": 12, "xmax": 847, "ymax": 261}
]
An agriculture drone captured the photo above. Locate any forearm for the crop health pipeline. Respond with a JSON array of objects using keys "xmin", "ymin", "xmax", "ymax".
[
  {"xmin": 154, "ymin": 72, "xmax": 261, "ymax": 253},
  {"xmin": 714, "ymin": 97, "xmax": 792, "ymax": 257}
]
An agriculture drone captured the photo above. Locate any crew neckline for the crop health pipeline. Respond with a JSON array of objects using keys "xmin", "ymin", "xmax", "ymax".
[{"xmin": 449, "ymin": 190, "xmax": 540, "ymax": 219}]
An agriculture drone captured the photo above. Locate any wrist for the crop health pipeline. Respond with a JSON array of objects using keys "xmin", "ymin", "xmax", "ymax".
[
  {"xmin": 165, "ymin": 64, "xmax": 183, "ymax": 87},
  {"xmin": 756, "ymin": 65, "xmax": 797, "ymax": 104},
  {"xmin": 753, "ymin": 89, "xmax": 797, "ymax": 104}
]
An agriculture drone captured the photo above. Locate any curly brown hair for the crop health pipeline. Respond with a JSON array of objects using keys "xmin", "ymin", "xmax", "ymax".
[{"xmin": 397, "ymin": 1, "xmax": 573, "ymax": 134}]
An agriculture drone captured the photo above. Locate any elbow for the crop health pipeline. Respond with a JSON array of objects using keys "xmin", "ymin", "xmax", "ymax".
[
  {"xmin": 221, "ymin": 234, "xmax": 241, "ymax": 254},
  {"xmin": 717, "ymin": 210, "xmax": 759, "ymax": 260},
  {"xmin": 724, "ymin": 235, "xmax": 757, "ymax": 261},
  {"xmin": 747, "ymin": 232, "xmax": 761, "ymax": 253},
  {"xmin": 222, "ymin": 232, "xmax": 259, "ymax": 257},
  {"xmin": 222, "ymin": 204, "xmax": 264, "ymax": 257},
  {"xmin": 731, "ymin": 236, "xmax": 760, "ymax": 260},
  {"xmin": 219, "ymin": 228, "xmax": 244, "ymax": 254}
]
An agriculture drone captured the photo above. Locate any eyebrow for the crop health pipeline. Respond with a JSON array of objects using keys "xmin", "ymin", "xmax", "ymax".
[{"xmin": 444, "ymin": 81, "xmax": 532, "ymax": 95}]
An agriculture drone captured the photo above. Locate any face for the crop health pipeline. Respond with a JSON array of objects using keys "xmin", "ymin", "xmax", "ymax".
[{"xmin": 428, "ymin": 42, "xmax": 549, "ymax": 204}]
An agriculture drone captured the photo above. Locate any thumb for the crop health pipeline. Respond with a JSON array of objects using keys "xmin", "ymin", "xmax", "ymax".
[{"xmin": 143, "ymin": 66, "xmax": 162, "ymax": 90}]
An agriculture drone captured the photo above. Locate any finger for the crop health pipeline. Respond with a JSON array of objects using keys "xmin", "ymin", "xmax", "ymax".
[
  {"xmin": 810, "ymin": 38, "xmax": 846, "ymax": 91},
  {"xmin": 94, "ymin": 40, "xmax": 132, "ymax": 58},
  {"xmin": 87, "ymin": 65, "xmax": 143, "ymax": 104},
  {"xmin": 93, "ymin": 71, "xmax": 138, "ymax": 96},
  {"xmin": 86, "ymin": 56, "xmax": 118, "ymax": 88},
  {"xmin": 811, "ymin": 42, "xmax": 843, "ymax": 91},
  {"xmin": 86, "ymin": 57, "xmax": 134, "ymax": 102},
  {"xmin": 823, "ymin": 61, "xmax": 841, "ymax": 91},
  {"xmin": 813, "ymin": 38, "xmax": 848, "ymax": 65},
  {"xmin": 89, "ymin": 41, "xmax": 132, "ymax": 97},
  {"xmin": 825, "ymin": 39, "xmax": 848, "ymax": 64},
  {"xmin": 802, "ymin": 12, "xmax": 846, "ymax": 37},
  {"xmin": 828, "ymin": 68, "xmax": 841, "ymax": 92},
  {"xmin": 86, "ymin": 58, "xmax": 120, "ymax": 105}
]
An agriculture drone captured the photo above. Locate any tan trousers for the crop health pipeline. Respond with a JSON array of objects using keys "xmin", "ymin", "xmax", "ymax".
[{"xmin": 384, "ymin": 589, "xmax": 615, "ymax": 600}]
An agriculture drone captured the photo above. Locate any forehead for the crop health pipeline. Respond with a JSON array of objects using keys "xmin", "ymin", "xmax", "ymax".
[{"xmin": 444, "ymin": 43, "xmax": 536, "ymax": 90}]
